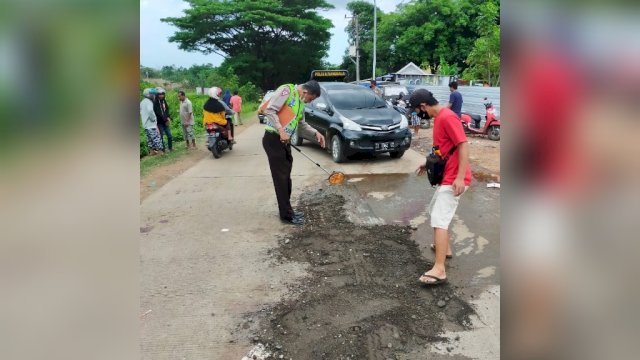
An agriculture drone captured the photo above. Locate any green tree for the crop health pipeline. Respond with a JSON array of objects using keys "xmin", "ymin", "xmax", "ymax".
[
  {"xmin": 140, "ymin": 66, "xmax": 160, "ymax": 80},
  {"xmin": 343, "ymin": 0, "xmax": 499, "ymax": 78},
  {"xmin": 461, "ymin": 1, "xmax": 500, "ymax": 85},
  {"xmin": 162, "ymin": 0, "xmax": 334, "ymax": 90},
  {"xmin": 436, "ymin": 56, "xmax": 460, "ymax": 76},
  {"xmin": 340, "ymin": 1, "xmax": 384, "ymax": 80}
]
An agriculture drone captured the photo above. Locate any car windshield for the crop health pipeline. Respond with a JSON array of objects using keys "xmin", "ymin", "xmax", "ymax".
[{"xmin": 327, "ymin": 88, "xmax": 387, "ymax": 110}]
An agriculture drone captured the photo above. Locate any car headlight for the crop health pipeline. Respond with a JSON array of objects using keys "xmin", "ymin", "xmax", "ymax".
[
  {"xmin": 399, "ymin": 115, "xmax": 408, "ymax": 129},
  {"xmin": 339, "ymin": 115, "xmax": 362, "ymax": 131}
]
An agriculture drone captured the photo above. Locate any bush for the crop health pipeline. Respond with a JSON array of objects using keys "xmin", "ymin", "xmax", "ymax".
[{"xmin": 238, "ymin": 81, "xmax": 261, "ymax": 103}]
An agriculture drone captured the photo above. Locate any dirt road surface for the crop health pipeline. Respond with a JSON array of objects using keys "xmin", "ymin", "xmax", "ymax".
[{"xmin": 140, "ymin": 121, "xmax": 500, "ymax": 359}]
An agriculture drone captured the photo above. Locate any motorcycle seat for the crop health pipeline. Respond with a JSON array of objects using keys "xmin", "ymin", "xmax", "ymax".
[{"xmin": 469, "ymin": 114, "xmax": 482, "ymax": 122}]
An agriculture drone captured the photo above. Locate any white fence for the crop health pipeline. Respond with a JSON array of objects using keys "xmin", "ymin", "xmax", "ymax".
[{"xmin": 415, "ymin": 86, "xmax": 500, "ymax": 117}]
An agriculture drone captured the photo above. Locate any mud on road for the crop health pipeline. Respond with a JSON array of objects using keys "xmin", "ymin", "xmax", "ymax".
[{"xmin": 242, "ymin": 190, "xmax": 476, "ymax": 360}]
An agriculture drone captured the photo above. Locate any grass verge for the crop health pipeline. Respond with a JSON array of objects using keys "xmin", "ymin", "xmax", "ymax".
[{"xmin": 140, "ymin": 134, "xmax": 207, "ymax": 178}]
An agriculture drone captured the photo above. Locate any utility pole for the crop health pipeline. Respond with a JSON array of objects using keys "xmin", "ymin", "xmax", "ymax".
[
  {"xmin": 372, "ymin": 0, "xmax": 377, "ymax": 81},
  {"xmin": 345, "ymin": 14, "xmax": 360, "ymax": 81}
]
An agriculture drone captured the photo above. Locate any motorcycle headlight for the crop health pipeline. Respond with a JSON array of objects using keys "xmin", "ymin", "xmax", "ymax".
[
  {"xmin": 339, "ymin": 115, "xmax": 362, "ymax": 131},
  {"xmin": 399, "ymin": 116, "xmax": 408, "ymax": 129}
]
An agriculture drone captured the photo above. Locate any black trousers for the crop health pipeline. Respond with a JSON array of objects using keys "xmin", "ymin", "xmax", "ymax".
[{"xmin": 262, "ymin": 131, "xmax": 294, "ymax": 219}]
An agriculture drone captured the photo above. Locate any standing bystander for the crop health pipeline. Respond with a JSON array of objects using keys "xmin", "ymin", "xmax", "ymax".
[
  {"xmin": 153, "ymin": 87, "xmax": 173, "ymax": 152},
  {"xmin": 140, "ymin": 88, "xmax": 164, "ymax": 155},
  {"xmin": 410, "ymin": 89, "xmax": 472, "ymax": 286},
  {"xmin": 447, "ymin": 81, "xmax": 463, "ymax": 119},
  {"xmin": 178, "ymin": 91, "xmax": 196, "ymax": 149},
  {"xmin": 230, "ymin": 90, "xmax": 243, "ymax": 126}
]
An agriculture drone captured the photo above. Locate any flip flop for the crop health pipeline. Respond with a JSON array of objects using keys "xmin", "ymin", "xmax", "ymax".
[
  {"xmin": 430, "ymin": 244, "xmax": 453, "ymax": 259},
  {"xmin": 419, "ymin": 274, "xmax": 448, "ymax": 286}
]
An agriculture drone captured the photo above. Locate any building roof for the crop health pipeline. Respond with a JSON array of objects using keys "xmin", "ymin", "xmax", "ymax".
[{"xmin": 393, "ymin": 62, "xmax": 428, "ymax": 76}]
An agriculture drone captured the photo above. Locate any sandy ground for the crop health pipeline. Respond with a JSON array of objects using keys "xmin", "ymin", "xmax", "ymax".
[{"xmin": 410, "ymin": 128, "xmax": 501, "ymax": 182}]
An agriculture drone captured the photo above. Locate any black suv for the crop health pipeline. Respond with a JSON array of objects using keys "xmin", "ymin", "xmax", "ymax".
[{"xmin": 291, "ymin": 82, "xmax": 411, "ymax": 163}]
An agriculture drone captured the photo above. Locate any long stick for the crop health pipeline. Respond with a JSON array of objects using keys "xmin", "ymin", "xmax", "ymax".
[{"xmin": 290, "ymin": 144, "xmax": 332, "ymax": 175}]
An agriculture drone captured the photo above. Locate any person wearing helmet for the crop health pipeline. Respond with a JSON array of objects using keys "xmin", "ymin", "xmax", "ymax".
[
  {"xmin": 153, "ymin": 87, "xmax": 173, "ymax": 152},
  {"xmin": 203, "ymin": 86, "xmax": 234, "ymax": 142},
  {"xmin": 140, "ymin": 88, "xmax": 164, "ymax": 155}
]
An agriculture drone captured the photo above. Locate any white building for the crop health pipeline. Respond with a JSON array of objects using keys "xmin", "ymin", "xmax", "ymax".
[{"xmin": 391, "ymin": 62, "xmax": 452, "ymax": 86}]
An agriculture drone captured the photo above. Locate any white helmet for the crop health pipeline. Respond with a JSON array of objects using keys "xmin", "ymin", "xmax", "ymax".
[
  {"xmin": 155, "ymin": 87, "xmax": 166, "ymax": 94},
  {"xmin": 142, "ymin": 88, "xmax": 156, "ymax": 99},
  {"xmin": 208, "ymin": 86, "xmax": 221, "ymax": 99}
]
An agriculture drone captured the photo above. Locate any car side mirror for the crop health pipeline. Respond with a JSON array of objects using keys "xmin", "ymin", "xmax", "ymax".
[{"xmin": 316, "ymin": 103, "xmax": 333, "ymax": 115}]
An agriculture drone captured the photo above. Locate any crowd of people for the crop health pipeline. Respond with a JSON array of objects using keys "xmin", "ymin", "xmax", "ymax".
[{"xmin": 139, "ymin": 87, "xmax": 243, "ymax": 155}]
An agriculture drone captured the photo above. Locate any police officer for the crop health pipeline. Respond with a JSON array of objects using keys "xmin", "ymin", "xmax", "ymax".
[{"xmin": 262, "ymin": 80, "xmax": 326, "ymax": 225}]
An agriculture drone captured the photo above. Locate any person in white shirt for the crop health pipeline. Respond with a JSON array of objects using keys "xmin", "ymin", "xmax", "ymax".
[{"xmin": 140, "ymin": 88, "xmax": 164, "ymax": 155}]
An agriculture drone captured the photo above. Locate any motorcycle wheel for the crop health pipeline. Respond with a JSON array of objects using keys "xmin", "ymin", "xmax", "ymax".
[
  {"xmin": 488, "ymin": 125, "xmax": 500, "ymax": 141},
  {"xmin": 211, "ymin": 140, "xmax": 221, "ymax": 158}
]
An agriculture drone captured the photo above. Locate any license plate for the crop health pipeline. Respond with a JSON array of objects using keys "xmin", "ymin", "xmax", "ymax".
[{"xmin": 375, "ymin": 142, "xmax": 395, "ymax": 151}]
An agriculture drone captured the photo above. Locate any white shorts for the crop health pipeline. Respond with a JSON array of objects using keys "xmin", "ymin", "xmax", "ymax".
[{"xmin": 429, "ymin": 185, "xmax": 467, "ymax": 229}]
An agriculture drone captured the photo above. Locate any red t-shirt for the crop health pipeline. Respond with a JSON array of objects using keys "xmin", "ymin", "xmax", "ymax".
[
  {"xmin": 230, "ymin": 95, "xmax": 242, "ymax": 113},
  {"xmin": 433, "ymin": 107, "xmax": 472, "ymax": 186}
]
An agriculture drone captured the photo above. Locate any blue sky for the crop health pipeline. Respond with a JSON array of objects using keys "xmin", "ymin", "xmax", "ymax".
[{"xmin": 140, "ymin": 0, "xmax": 404, "ymax": 69}]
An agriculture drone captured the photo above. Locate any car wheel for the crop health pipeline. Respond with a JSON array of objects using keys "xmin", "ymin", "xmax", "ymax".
[
  {"xmin": 488, "ymin": 125, "xmax": 500, "ymax": 141},
  {"xmin": 331, "ymin": 135, "xmax": 346, "ymax": 163},
  {"xmin": 290, "ymin": 129, "xmax": 302, "ymax": 146},
  {"xmin": 389, "ymin": 150, "xmax": 405, "ymax": 159}
]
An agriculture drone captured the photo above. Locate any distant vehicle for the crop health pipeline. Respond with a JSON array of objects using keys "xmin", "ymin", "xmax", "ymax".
[
  {"xmin": 206, "ymin": 114, "xmax": 234, "ymax": 158},
  {"xmin": 405, "ymin": 84, "xmax": 432, "ymax": 95},
  {"xmin": 460, "ymin": 97, "xmax": 500, "ymax": 141},
  {"xmin": 379, "ymin": 84, "xmax": 409, "ymax": 101},
  {"xmin": 257, "ymin": 90, "xmax": 275, "ymax": 124},
  {"xmin": 291, "ymin": 82, "xmax": 411, "ymax": 163}
]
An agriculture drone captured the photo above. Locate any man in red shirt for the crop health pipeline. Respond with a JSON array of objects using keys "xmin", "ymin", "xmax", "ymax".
[
  {"xmin": 410, "ymin": 89, "xmax": 472, "ymax": 286},
  {"xmin": 230, "ymin": 90, "xmax": 243, "ymax": 125}
]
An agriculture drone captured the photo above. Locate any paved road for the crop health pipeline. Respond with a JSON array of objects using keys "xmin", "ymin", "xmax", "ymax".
[{"xmin": 140, "ymin": 120, "xmax": 499, "ymax": 359}]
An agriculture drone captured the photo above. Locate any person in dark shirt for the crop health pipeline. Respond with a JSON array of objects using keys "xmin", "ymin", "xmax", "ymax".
[
  {"xmin": 447, "ymin": 81, "xmax": 463, "ymax": 119},
  {"xmin": 153, "ymin": 87, "xmax": 173, "ymax": 152}
]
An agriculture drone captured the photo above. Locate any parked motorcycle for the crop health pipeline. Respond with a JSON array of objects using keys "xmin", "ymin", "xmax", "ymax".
[
  {"xmin": 206, "ymin": 115, "xmax": 234, "ymax": 158},
  {"xmin": 388, "ymin": 99, "xmax": 431, "ymax": 129},
  {"xmin": 460, "ymin": 97, "xmax": 500, "ymax": 141}
]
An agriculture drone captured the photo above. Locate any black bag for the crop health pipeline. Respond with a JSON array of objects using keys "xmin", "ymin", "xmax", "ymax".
[{"xmin": 425, "ymin": 146, "xmax": 457, "ymax": 186}]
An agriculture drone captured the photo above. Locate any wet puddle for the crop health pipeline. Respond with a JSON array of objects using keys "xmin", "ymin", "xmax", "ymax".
[{"xmin": 340, "ymin": 173, "xmax": 434, "ymax": 226}]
